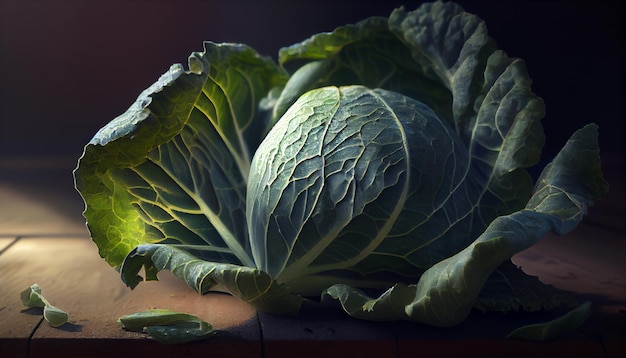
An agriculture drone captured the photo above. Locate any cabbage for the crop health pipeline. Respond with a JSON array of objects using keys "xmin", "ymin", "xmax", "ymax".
[{"xmin": 74, "ymin": 1, "xmax": 607, "ymax": 342}]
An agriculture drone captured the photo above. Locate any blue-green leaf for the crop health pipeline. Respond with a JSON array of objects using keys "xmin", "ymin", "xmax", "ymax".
[
  {"xmin": 324, "ymin": 124, "xmax": 607, "ymax": 331},
  {"xmin": 120, "ymin": 244, "xmax": 302, "ymax": 315},
  {"xmin": 118, "ymin": 309, "xmax": 217, "ymax": 344},
  {"xmin": 248, "ymin": 85, "xmax": 471, "ymax": 283},
  {"xmin": 475, "ymin": 261, "xmax": 580, "ymax": 313},
  {"xmin": 277, "ymin": 16, "xmax": 452, "ymax": 127},
  {"xmin": 506, "ymin": 301, "xmax": 592, "ymax": 341},
  {"xmin": 75, "ymin": 42, "xmax": 287, "ymax": 268}
]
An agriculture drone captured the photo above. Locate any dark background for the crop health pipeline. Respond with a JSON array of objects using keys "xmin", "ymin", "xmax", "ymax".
[{"xmin": 1, "ymin": 0, "xmax": 623, "ymax": 174}]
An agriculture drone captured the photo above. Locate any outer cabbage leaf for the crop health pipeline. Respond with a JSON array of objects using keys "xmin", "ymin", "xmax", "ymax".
[
  {"xmin": 274, "ymin": 16, "xmax": 452, "ymax": 132},
  {"xmin": 120, "ymin": 244, "xmax": 302, "ymax": 315},
  {"xmin": 74, "ymin": 42, "xmax": 287, "ymax": 268},
  {"xmin": 388, "ymin": 1, "xmax": 494, "ymax": 135},
  {"xmin": 324, "ymin": 124, "xmax": 607, "ymax": 327},
  {"xmin": 475, "ymin": 261, "xmax": 580, "ymax": 313},
  {"xmin": 506, "ymin": 301, "xmax": 592, "ymax": 341}
]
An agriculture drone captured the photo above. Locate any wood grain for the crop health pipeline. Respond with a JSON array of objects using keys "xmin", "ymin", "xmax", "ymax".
[
  {"xmin": 0, "ymin": 237, "xmax": 260, "ymax": 357},
  {"xmin": 1, "ymin": 162, "xmax": 624, "ymax": 357}
]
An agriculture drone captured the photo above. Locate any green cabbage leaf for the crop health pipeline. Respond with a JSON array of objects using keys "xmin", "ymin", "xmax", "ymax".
[{"xmin": 74, "ymin": 0, "xmax": 608, "ymax": 341}]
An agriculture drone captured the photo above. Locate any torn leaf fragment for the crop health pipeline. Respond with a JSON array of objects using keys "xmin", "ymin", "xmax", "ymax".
[
  {"xmin": 118, "ymin": 309, "xmax": 217, "ymax": 344},
  {"xmin": 20, "ymin": 283, "xmax": 69, "ymax": 328}
]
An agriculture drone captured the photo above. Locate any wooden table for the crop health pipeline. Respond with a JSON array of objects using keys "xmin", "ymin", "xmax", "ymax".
[{"xmin": 1, "ymin": 158, "xmax": 624, "ymax": 357}]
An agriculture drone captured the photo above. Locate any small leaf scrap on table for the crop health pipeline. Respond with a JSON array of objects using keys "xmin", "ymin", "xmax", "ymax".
[
  {"xmin": 118, "ymin": 309, "xmax": 216, "ymax": 344},
  {"xmin": 21, "ymin": 283, "xmax": 69, "ymax": 328},
  {"xmin": 74, "ymin": 0, "xmax": 609, "ymax": 343}
]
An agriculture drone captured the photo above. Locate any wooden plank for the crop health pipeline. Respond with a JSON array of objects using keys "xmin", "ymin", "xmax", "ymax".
[
  {"xmin": 0, "ymin": 237, "xmax": 18, "ymax": 253},
  {"xmin": 0, "ymin": 237, "xmax": 45, "ymax": 358},
  {"xmin": 0, "ymin": 164, "xmax": 623, "ymax": 357},
  {"xmin": 513, "ymin": 223, "xmax": 626, "ymax": 314},
  {"xmin": 513, "ymin": 223, "xmax": 626, "ymax": 358},
  {"xmin": 390, "ymin": 310, "xmax": 605, "ymax": 358},
  {"xmin": 259, "ymin": 301, "xmax": 397, "ymax": 358},
  {"xmin": 0, "ymin": 237, "xmax": 261, "ymax": 358}
]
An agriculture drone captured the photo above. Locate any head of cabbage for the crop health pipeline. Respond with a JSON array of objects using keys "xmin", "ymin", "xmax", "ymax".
[{"xmin": 74, "ymin": 1, "xmax": 607, "ymax": 342}]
